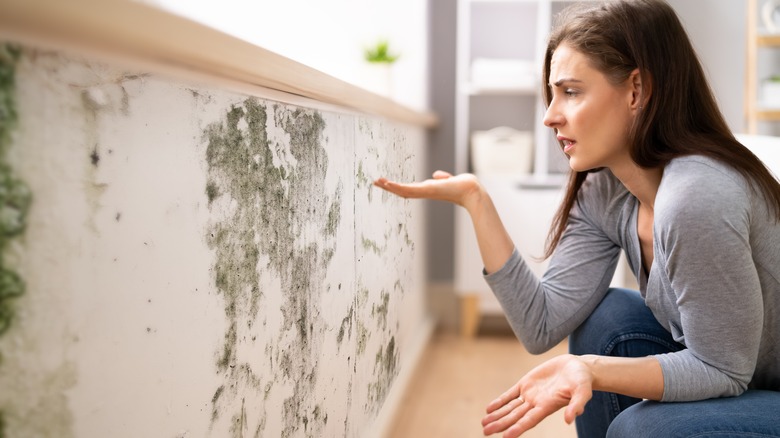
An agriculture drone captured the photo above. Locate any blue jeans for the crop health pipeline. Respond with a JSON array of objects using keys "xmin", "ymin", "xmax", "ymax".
[{"xmin": 569, "ymin": 288, "xmax": 780, "ymax": 438}]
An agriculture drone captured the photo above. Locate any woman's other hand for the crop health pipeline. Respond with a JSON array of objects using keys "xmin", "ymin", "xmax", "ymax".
[
  {"xmin": 374, "ymin": 171, "xmax": 484, "ymax": 211},
  {"xmin": 481, "ymin": 354, "xmax": 593, "ymax": 437}
]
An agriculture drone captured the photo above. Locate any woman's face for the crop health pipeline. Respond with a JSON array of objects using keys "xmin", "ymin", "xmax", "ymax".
[{"xmin": 543, "ymin": 43, "xmax": 638, "ymax": 172}]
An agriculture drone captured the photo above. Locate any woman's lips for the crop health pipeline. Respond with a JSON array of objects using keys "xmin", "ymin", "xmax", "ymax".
[{"xmin": 558, "ymin": 136, "xmax": 575, "ymax": 153}]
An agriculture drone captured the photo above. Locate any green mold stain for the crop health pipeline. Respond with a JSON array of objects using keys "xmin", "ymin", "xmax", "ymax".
[
  {"xmin": 204, "ymin": 98, "xmax": 339, "ymax": 437},
  {"xmin": 336, "ymin": 304, "xmax": 354, "ymax": 347},
  {"xmin": 371, "ymin": 290, "xmax": 390, "ymax": 330},
  {"xmin": 355, "ymin": 162, "xmax": 369, "ymax": 186},
  {"xmin": 356, "ymin": 320, "xmax": 368, "ymax": 356},
  {"xmin": 355, "ymin": 161, "xmax": 374, "ymax": 202},
  {"xmin": 324, "ymin": 182, "xmax": 342, "ymax": 237},
  {"xmin": 0, "ymin": 46, "xmax": 31, "ymax": 436},
  {"xmin": 0, "ymin": 44, "xmax": 30, "ymax": 338},
  {"xmin": 367, "ymin": 336, "xmax": 399, "ymax": 410},
  {"xmin": 361, "ymin": 235, "xmax": 383, "ymax": 256}
]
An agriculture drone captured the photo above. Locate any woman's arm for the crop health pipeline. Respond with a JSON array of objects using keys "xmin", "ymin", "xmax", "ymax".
[
  {"xmin": 378, "ymin": 170, "xmax": 625, "ymax": 353},
  {"xmin": 583, "ymin": 355, "xmax": 663, "ymax": 399},
  {"xmin": 374, "ymin": 171, "xmax": 514, "ymax": 274}
]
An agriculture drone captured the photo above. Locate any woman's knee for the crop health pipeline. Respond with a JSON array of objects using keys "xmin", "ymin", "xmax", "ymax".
[
  {"xmin": 569, "ymin": 288, "xmax": 648, "ymax": 355},
  {"xmin": 606, "ymin": 402, "xmax": 655, "ymax": 438}
]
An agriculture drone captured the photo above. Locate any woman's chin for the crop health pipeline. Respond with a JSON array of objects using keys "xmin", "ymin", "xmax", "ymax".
[
  {"xmin": 567, "ymin": 159, "xmax": 601, "ymax": 173},
  {"xmin": 567, "ymin": 159, "xmax": 588, "ymax": 173}
]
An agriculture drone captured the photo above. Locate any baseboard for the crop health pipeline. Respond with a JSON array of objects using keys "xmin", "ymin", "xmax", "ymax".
[{"xmin": 370, "ymin": 315, "xmax": 437, "ymax": 438}]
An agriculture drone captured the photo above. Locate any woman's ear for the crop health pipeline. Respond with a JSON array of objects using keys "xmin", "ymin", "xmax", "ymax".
[{"xmin": 629, "ymin": 68, "xmax": 650, "ymax": 111}]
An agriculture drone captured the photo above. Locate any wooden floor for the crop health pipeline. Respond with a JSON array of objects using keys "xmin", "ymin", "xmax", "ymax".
[{"xmin": 387, "ymin": 323, "xmax": 577, "ymax": 438}]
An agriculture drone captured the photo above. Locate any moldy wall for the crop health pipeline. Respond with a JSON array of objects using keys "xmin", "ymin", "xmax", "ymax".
[{"xmin": 0, "ymin": 44, "xmax": 428, "ymax": 438}]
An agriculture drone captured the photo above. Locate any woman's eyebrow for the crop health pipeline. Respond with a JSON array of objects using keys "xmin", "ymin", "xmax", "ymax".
[{"xmin": 550, "ymin": 78, "xmax": 583, "ymax": 87}]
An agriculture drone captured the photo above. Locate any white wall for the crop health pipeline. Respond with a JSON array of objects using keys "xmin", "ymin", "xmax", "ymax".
[
  {"xmin": 668, "ymin": 0, "xmax": 746, "ymax": 133},
  {"xmin": 140, "ymin": 0, "xmax": 430, "ymax": 112}
]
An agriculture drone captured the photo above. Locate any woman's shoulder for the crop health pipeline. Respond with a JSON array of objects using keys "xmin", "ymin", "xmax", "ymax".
[
  {"xmin": 663, "ymin": 155, "xmax": 746, "ymax": 188},
  {"xmin": 657, "ymin": 155, "xmax": 751, "ymax": 221}
]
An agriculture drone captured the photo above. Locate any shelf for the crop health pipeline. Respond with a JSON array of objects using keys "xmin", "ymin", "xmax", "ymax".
[
  {"xmin": 757, "ymin": 34, "xmax": 780, "ymax": 46},
  {"xmin": 756, "ymin": 109, "xmax": 780, "ymax": 120}
]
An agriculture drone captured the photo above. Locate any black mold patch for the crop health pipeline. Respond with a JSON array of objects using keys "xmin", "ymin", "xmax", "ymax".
[
  {"xmin": 204, "ymin": 99, "xmax": 340, "ymax": 436},
  {"xmin": 211, "ymin": 385, "xmax": 225, "ymax": 422}
]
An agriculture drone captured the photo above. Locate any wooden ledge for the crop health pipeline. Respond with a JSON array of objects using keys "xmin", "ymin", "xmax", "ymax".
[{"xmin": 0, "ymin": 0, "xmax": 438, "ymax": 128}]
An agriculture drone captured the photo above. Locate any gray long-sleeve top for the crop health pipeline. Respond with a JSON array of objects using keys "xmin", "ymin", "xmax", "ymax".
[{"xmin": 484, "ymin": 155, "xmax": 780, "ymax": 401}]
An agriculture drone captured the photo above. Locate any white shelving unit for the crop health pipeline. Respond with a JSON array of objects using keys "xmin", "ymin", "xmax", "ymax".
[
  {"xmin": 455, "ymin": 0, "xmax": 556, "ymax": 183},
  {"xmin": 453, "ymin": 0, "xmax": 629, "ymax": 337},
  {"xmin": 454, "ymin": 0, "xmax": 561, "ymax": 337}
]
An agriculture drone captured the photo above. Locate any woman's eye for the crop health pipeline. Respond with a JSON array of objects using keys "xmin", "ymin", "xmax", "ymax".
[{"xmin": 565, "ymin": 89, "xmax": 578, "ymax": 97}]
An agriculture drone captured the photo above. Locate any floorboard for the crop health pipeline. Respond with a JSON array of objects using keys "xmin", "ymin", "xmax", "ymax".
[{"xmin": 387, "ymin": 325, "xmax": 578, "ymax": 438}]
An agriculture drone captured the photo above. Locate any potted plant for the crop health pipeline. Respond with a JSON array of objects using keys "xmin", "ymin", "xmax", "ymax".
[
  {"xmin": 364, "ymin": 40, "xmax": 400, "ymax": 64},
  {"xmin": 362, "ymin": 39, "xmax": 400, "ymax": 96}
]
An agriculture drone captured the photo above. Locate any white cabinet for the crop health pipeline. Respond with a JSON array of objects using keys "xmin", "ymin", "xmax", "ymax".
[{"xmin": 454, "ymin": 177, "xmax": 564, "ymax": 337}]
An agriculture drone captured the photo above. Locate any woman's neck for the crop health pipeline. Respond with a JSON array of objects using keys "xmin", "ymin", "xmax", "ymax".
[{"xmin": 609, "ymin": 160, "xmax": 664, "ymax": 210}]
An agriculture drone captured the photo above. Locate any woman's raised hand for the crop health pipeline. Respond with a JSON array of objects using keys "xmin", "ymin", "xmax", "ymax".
[{"xmin": 373, "ymin": 171, "xmax": 484, "ymax": 211}]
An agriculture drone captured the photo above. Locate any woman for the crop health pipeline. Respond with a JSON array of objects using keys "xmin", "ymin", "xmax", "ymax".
[{"xmin": 375, "ymin": 1, "xmax": 780, "ymax": 437}]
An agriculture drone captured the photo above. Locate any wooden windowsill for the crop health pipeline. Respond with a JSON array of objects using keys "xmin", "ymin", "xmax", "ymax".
[{"xmin": 0, "ymin": 0, "xmax": 438, "ymax": 128}]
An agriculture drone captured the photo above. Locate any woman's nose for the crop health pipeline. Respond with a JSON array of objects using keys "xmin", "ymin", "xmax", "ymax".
[{"xmin": 543, "ymin": 103, "xmax": 563, "ymax": 128}]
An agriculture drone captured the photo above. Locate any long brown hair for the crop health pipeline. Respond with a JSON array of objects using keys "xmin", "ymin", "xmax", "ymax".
[{"xmin": 543, "ymin": 0, "xmax": 780, "ymax": 258}]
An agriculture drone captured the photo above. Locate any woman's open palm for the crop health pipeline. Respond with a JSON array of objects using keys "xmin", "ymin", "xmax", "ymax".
[{"xmin": 374, "ymin": 171, "xmax": 483, "ymax": 209}]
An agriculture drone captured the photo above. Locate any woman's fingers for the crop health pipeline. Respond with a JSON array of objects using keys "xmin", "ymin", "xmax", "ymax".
[
  {"xmin": 485, "ymin": 382, "xmax": 523, "ymax": 414},
  {"xmin": 500, "ymin": 406, "xmax": 551, "ymax": 438},
  {"xmin": 481, "ymin": 394, "xmax": 524, "ymax": 426},
  {"xmin": 373, "ymin": 178, "xmax": 430, "ymax": 199},
  {"xmin": 481, "ymin": 401, "xmax": 532, "ymax": 436},
  {"xmin": 432, "ymin": 170, "xmax": 453, "ymax": 179}
]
